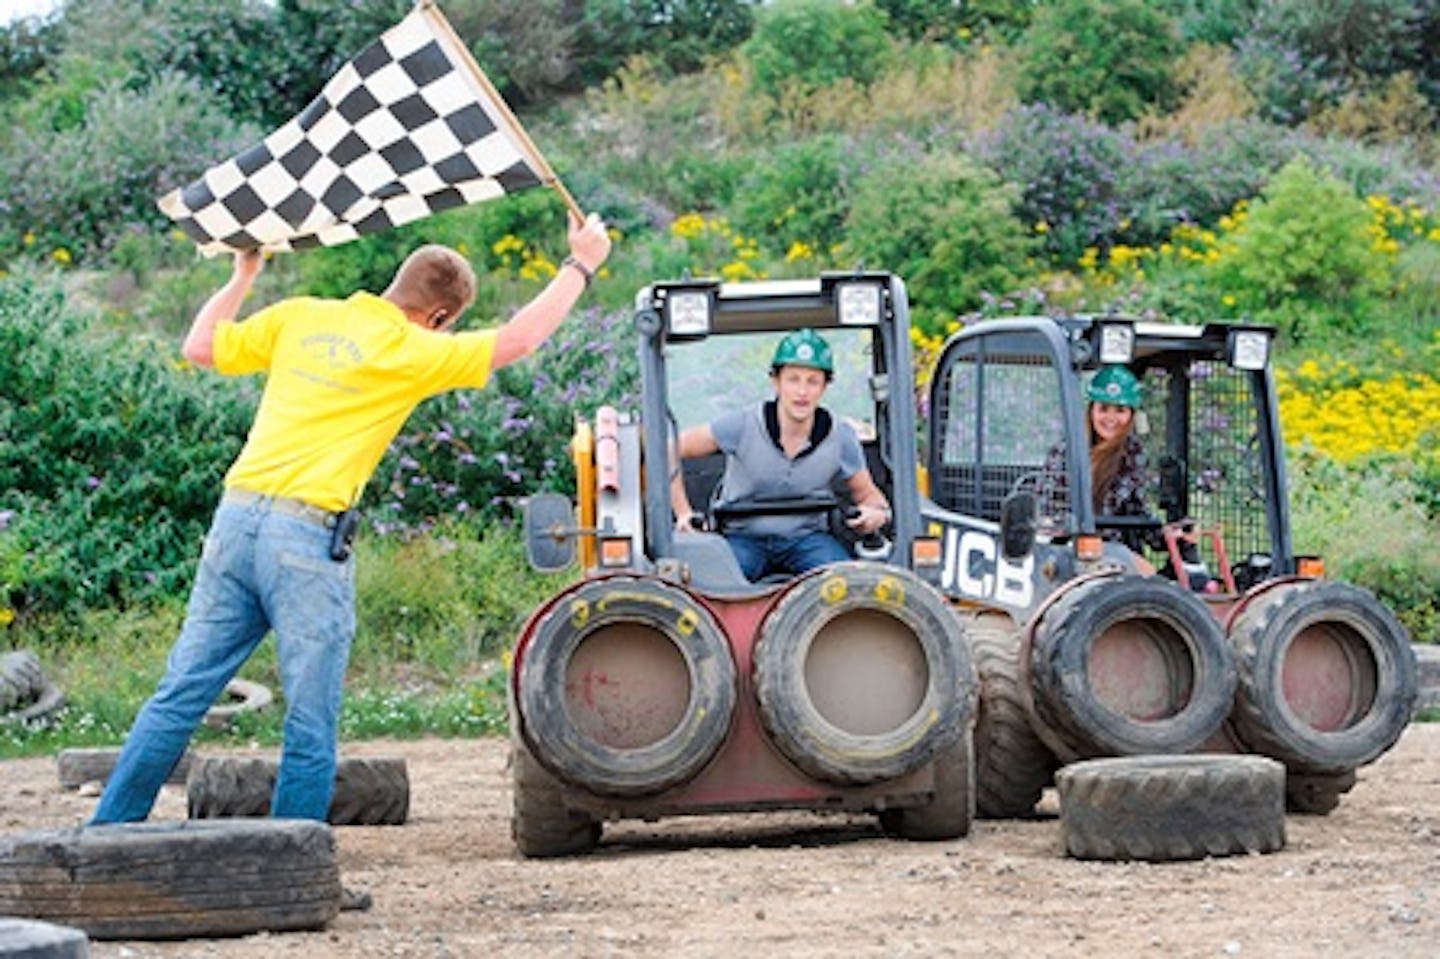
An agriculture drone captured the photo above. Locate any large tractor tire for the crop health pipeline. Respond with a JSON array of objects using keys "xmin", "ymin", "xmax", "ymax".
[
  {"xmin": 510, "ymin": 735, "xmax": 602, "ymax": 858},
  {"xmin": 1057, "ymin": 755, "xmax": 1285, "ymax": 862},
  {"xmin": 1229, "ymin": 581, "xmax": 1416, "ymax": 774},
  {"xmin": 186, "ymin": 756, "xmax": 410, "ymax": 826},
  {"xmin": 969, "ymin": 612, "xmax": 1058, "ymax": 818},
  {"xmin": 754, "ymin": 563, "xmax": 973, "ymax": 785},
  {"xmin": 877, "ymin": 725, "xmax": 976, "ymax": 840},
  {"xmin": 0, "ymin": 820, "xmax": 339, "ymax": 940},
  {"xmin": 1030, "ymin": 576, "xmax": 1235, "ymax": 759},
  {"xmin": 515, "ymin": 576, "xmax": 736, "ymax": 797}
]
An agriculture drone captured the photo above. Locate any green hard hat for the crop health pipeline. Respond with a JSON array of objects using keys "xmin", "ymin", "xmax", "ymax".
[
  {"xmin": 771, "ymin": 328, "xmax": 834, "ymax": 376},
  {"xmin": 1088, "ymin": 364, "xmax": 1142, "ymax": 408}
]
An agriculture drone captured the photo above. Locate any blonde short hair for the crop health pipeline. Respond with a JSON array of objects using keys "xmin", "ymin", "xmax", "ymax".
[{"xmin": 387, "ymin": 245, "xmax": 477, "ymax": 319}]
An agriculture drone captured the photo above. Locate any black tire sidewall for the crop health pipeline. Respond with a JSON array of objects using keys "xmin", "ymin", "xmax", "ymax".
[
  {"xmin": 517, "ymin": 576, "xmax": 737, "ymax": 797},
  {"xmin": 1232, "ymin": 581, "xmax": 1417, "ymax": 772},
  {"xmin": 754, "ymin": 562, "xmax": 972, "ymax": 785},
  {"xmin": 1032, "ymin": 575, "xmax": 1236, "ymax": 757}
]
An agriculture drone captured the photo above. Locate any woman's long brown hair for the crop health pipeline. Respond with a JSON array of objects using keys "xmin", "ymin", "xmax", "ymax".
[{"xmin": 1089, "ymin": 403, "xmax": 1132, "ymax": 512}]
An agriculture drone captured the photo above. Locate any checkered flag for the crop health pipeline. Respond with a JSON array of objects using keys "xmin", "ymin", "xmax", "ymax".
[{"xmin": 158, "ymin": 3, "xmax": 575, "ymax": 256}]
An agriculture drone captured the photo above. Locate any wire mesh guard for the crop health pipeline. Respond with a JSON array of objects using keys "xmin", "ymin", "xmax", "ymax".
[{"xmin": 931, "ymin": 353, "xmax": 1272, "ymax": 575}]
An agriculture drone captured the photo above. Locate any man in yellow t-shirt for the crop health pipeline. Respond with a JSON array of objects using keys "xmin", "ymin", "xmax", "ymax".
[{"xmin": 92, "ymin": 214, "xmax": 611, "ymax": 832}]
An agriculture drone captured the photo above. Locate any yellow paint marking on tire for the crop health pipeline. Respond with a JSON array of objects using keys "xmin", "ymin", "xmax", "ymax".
[{"xmin": 820, "ymin": 576, "xmax": 849, "ymax": 605}]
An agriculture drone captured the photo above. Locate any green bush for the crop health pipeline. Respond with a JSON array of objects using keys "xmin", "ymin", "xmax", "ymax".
[
  {"xmin": 573, "ymin": 0, "xmax": 756, "ymax": 87},
  {"xmin": 1210, "ymin": 157, "xmax": 1391, "ymax": 341},
  {"xmin": 843, "ymin": 150, "xmax": 1036, "ymax": 336},
  {"xmin": 731, "ymin": 135, "xmax": 854, "ymax": 259},
  {"xmin": 1015, "ymin": 0, "xmax": 1183, "ymax": 124},
  {"xmin": 0, "ymin": 277, "xmax": 255, "ymax": 615},
  {"xmin": 0, "ymin": 71, "xmax": 257, "ymax": 265},
  {"xmin": 742, "ymin": 0, "xmax": 893, "ymax": 101},
  {"xmin": 971, "ymin": 104, "xmax": 1131, "ymax": 265},
  {"xmin": 1288, "ymin": 449, "xmax": 1440, "ymax": 641},
  {"xmin": 876, "ymin": 0, "xmax": 1034, "ymax": 43}
]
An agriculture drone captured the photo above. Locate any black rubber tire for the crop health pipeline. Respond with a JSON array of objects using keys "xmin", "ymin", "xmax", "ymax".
[
  {"xmin": 0, "ymin": 820, "xmax": 340, "ymax": 940},
  {"xmin": 878, "ymin": 724, "xmax": 976, "ymax": 840},
  {"xmin": 1229, "ymin": 581, "xmax": 1417, "ymax": 773},
  {"xmin": 1057, "ymin": 754, "xmax": 1286, "ymax": 861},
  {"xmin": 510, "ymin": 735, "xmax": 602, "ymax": 858},
  {"xmin": 0, "ymin": 650, "xmax": 45, "ymax": 711},
  {"xmin": 1285, "ymin": 768, "xmax": 1358, "ymax": 815},
  {"xmin": 517, "ymin": 576, "xmax": 736, "ymax": 797},
  {"xmin": 57, "ymin": 746, "xmax": 194, "ymax": 790},
  {"xmin": 970, "ymin": 612, "xmax": 1058, "ymax": 818},
  {"xmin": 0, "ymin": 681, "xmax": 64, "ymax": 726},
  {"xmin": 1030, "ymin": 575, "xmax": 1236, "ymax": 758},
  {"xmin": 754, "ymin": 562, "xmax": 972, "ymax": 785},
  {"xmin": 201, "ymin": 678, "xmax": 274, "ymax": 730},
  {"xmin": 186, "ymin": 756, "xmax": 410, "ymax": 826},
  {"xmin": 0, "ymin": 917, "xmax": 89, "ymax": 958}
]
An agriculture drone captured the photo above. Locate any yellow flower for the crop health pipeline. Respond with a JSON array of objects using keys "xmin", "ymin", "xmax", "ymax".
[
  {"xmin": 51, "ymin": 247, "xmax": 72, "ymax": 265},
  {"xmin": 1221, "ymin": 294, "xmax": 1236, "ymax": 307},
  {"xmin": 23, "ymin": 231, "xmax": 35, "ymax": 246},
  {"xmin": 0, "ymin": 608, "xmax": 13, "ymax": 626},
  {"xmin": 1034, "ymin": 221, "xmax": 1049, "ymax": 234},
  {"xmin": 785, "ymin": 241, "xmax": 815, "ymax": 262},
  {"xmin": 491, "ymin": 234, "xmax": 524, "ymax": 256}
]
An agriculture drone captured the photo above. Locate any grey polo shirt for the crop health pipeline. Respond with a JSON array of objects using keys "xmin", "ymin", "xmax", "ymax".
[{"xmin": 710, "ymin": 400, "xmax": 865, "ymax": 537}]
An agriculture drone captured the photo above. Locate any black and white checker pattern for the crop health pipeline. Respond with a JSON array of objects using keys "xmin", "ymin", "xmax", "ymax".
[{"xmin": 158, "ymin": 9, "xmax": 544, "ymax": 255}]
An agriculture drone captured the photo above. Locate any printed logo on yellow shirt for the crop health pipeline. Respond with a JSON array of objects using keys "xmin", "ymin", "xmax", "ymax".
[{"xmin": 302, "ymin": 333, "xmax": 364, "ymax": 370}]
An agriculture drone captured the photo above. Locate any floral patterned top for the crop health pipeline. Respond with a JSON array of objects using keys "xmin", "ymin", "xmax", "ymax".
[{"xmin": 1038, "ymin": 433, "xmax": 1151, "ymax": 524}]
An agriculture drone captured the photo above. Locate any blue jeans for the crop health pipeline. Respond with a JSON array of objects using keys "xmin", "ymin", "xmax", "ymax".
[
  {"xmin": 91, "ymin": 499, "xmax": 356, "ymax": 823},
  {"xmin": 725, "ymin": 530, "xmax": 851, "ymax": 581}
]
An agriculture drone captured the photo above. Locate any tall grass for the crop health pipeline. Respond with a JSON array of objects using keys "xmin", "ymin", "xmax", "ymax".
[{"xmin": 0, "ymin": 523, "xmax": 572, "ymax": 759}]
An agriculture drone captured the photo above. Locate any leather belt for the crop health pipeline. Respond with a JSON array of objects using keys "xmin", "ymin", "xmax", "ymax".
[{"xmin": 221, "ymin": 489, "xmax": 338, "ymax": 528}]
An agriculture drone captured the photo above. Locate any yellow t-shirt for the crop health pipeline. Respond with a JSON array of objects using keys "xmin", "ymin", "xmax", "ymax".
[{"xmin": 214, "ymin": 291, "xmax": 496, "ymax": 511}]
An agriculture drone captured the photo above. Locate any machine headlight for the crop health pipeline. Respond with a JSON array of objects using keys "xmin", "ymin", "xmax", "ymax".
[
  {"xmin": 666, "ymin": 290, "xmax": 713, "ymax": 337},
  {"xmin": 1227, "ymin": 329, "xmax": 1271, "ymax": 371},
  {"xmin": 1097, "ymin": 322, "xmax": 1135, "ymax": 364},
  {"xmin": 836, "ymin": 281, "xmax": 883, "ymax": 326}
]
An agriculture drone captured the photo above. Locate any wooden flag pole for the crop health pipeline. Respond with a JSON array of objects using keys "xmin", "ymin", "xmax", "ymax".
[{"xmin": 416, "ymin": 1, "xmax": 586, "ymax": 224}]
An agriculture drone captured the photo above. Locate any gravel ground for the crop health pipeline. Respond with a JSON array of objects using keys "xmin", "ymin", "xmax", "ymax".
[{"xmin": 2, "ymin": 723, "xmax": 1438, "ymax": 958}]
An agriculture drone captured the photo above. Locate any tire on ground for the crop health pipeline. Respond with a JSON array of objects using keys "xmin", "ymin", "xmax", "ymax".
[
  {"xmin": 1285, "ymin": 768, "xmax": 1358, "ymax": 815},
  {"xmin": 0, "ymin": 820, "xmax": 340, "ymax": 940},
  {"xmin": 1057, "ymin": 754, "xmax": 1285, "ymax": 861},
  {"xmin": 0, "ymin": 681, "xmax": 65, "ymax": 726},
  {"xmin": 878, "ymin": 723, "xmax": 976, "ymax": 840},
  {"xmin": 202, "ymin": 678, "xmax": 274, "ymax": 730},
  {"xmin": 510, "ymin": 734, "xmax": 602, "ymax": 858},
  {"xmin": 57, "ymin": 747, "xmax": 195, "ymax": 790},
  {"xmin": 970, "ymin": 611, "xmax": 1057, "ymax": 818},
  {"xmin": 186, "ymin": 756, "xmax": 410, "ymax": 826},
  {"xmin": 0, "ymin": 650, "xmax": 45, "ymax": 712},
  {"xmin": 515, "ymin": 576, "xmax": 736, "ymax": 797},
  {"xmin": 754, "ymin": 562, "xmax": 972, "ymax": 785},
  {"xmin": 1030, "ymin": 575, "xmax": 1235, "ymax": 758},
  {"xmin": 0, "ymin": 917, "xmax": 89, "ymax": 958},
  {"xmin": 1229, "ymin": 580, "xmax": 1417, "ymax": 773}
]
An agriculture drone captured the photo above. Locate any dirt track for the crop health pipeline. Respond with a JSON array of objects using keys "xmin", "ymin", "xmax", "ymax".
[{"xmin": 3, "ymin": 724, "xmax": 1438, "ymax": 958}]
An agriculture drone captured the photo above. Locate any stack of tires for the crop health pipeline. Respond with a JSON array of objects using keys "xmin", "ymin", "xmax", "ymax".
[
  {"xmin": 509, "ymin": 563, "xmax": 975, "ymax": 856},
  {"xmin": 1225, "ymin": 580, "xmax": 1416, "ymax": 812},
  {"xmin": 972, "ymin": 574, "xmax": 1417, "ymax": 822}
]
